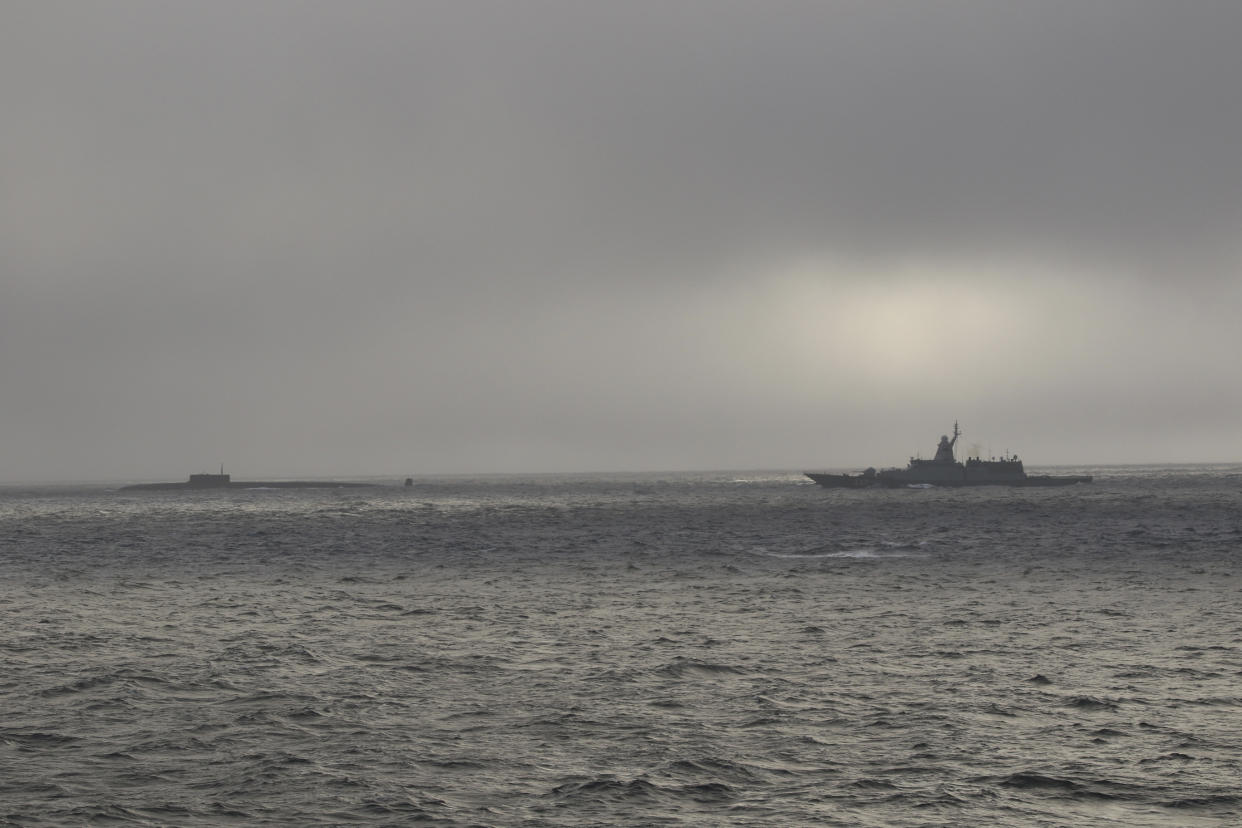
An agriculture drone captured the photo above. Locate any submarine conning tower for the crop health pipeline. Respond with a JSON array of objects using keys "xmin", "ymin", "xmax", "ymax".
[{"xmin": 187, "ymin": 468, "xmax": 231, "ymax": 487}]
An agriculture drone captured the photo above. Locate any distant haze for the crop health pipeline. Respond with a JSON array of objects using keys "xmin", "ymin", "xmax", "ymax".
[{"xmin": 3, "ymin": 1, "xmax": 1240, "ymax": 481}]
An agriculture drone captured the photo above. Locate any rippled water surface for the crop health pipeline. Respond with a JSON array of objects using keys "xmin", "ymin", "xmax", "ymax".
[{"xmin": 2, "ymin": 467, "xmax": 1241, "ymax": 826}]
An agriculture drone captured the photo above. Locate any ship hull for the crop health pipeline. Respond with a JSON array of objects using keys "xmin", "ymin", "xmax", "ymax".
[{"xmin": 805, "ymin": 471, "xmax": 1092, "ymax": 488}]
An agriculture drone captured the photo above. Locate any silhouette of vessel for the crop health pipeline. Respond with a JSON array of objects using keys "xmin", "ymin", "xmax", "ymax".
[
  {"xmin": 121, "ymin": 467, "xmax": 379, "ymax": 491},
  {"xmin": 805, "ymin": 422, "xmax": 1092, "ymax": 488}
]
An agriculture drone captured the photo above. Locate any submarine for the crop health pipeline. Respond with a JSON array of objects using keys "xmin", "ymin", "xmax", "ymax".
[{"xmin": 120, "ymin": 467, "xmax": 379, "ymax": 491}]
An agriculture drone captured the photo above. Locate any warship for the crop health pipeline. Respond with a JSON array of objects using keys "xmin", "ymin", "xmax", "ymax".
[{"xmin": 805, "ymin": 422, "xmax": 1092, "ymax": 488}]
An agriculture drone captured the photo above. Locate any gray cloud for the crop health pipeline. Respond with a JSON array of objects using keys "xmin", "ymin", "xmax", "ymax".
[{"xmin": 3, "ymin": 1, "xmax": 1241, "ymax": 479}]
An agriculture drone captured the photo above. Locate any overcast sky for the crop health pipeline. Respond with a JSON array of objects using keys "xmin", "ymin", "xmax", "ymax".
[{"xmin": 3, "ymin": 1, "xmax": 1241, "ymax": 481}]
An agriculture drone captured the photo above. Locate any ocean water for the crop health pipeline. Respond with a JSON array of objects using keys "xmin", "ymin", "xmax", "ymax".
[{"xmin": 2, "ymin": 467, "xmax": 1241, "ymax": 826}]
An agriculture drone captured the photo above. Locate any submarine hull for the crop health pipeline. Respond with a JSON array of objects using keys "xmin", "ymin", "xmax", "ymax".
[{"xmin": 121, "ymin": 480, "xmax": 379, "ymax": 491}]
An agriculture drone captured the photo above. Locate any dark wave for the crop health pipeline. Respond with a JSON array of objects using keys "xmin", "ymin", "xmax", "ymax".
[
  {"xmin": 550, "ymin": 776, "xmax": 735, "ymax": 804},
  {"xmin": 1062, "ymin": 695, "xmax": 1120, "ymax": 711},
  {"xmin": 651, "ymin": 658, "xmax": 749, "ymax": 679}
]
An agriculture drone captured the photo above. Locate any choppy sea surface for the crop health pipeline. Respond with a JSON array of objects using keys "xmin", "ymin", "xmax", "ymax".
[{"xmin": 2, "ymin": 466, "xmax": 1241, "ymax": 826}]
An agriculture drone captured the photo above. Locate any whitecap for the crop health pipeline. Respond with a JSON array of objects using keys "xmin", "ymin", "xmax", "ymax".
[{"xmin": 757, "ymin": 547, "xmax": 924, "ymax": 559}]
